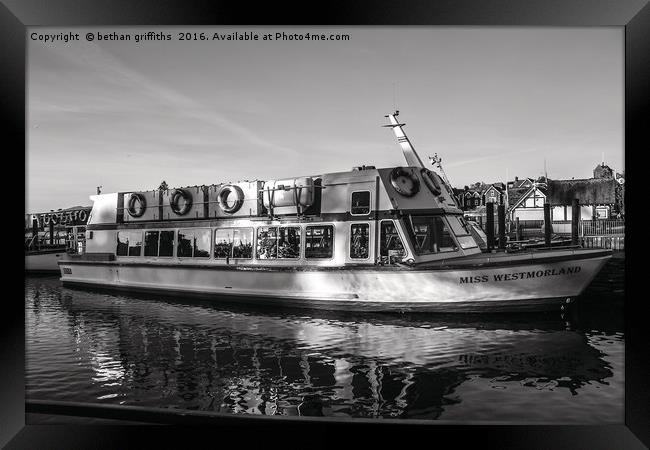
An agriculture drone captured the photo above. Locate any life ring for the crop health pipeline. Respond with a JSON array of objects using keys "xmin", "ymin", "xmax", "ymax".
[
  {"xmin": 390, "ymin": 167, "xmax": 420, "ymax": 197},
  {"xmin": 127, "ymin": 193, "xmax": 147, "ymax": 218},
  {"xmin": 50, "ymin": 214, "xmax": 58, "ymax": 225},
  {"xmin": 43, "ymin": 214, "xmax": 51, "ymax": 226},
  {"xmin": 170, "ymin": 189, "xmax": 193, "ymax": 216},
  {"xmin": 78, "ymin": 210, "xmax": 88, "ymax": 222},
  {"xmin": 218, "ymin": 185, "xmax": 244, "ymax": 214},
  {"xmin": 421, "ymin": 168, "xmax": 442, "ymax": 196}
]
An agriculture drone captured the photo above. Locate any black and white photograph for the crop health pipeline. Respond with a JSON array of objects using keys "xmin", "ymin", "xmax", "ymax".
[{"xmin": 23, "ymin": 24, "xmax": 628, "ymax": 428}]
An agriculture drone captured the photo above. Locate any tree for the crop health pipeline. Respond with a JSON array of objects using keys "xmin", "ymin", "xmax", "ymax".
[{"xmin": 158, "ymin": 180, "xmax": 169, "ymax": 191}]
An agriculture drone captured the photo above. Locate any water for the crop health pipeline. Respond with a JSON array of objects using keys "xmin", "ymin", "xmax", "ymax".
[{"xmin": 25, "ymin": 256, "xmax": 624, "ymax": 423}]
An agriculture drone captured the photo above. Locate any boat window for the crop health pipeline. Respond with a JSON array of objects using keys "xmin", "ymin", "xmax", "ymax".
[
  {"xmin": 444, "ymin": 216, "xmax": 478, "ymax": 249},
  {"xmin": 256, "ymin": 226, "xmax": 300, "ymax": 260},
  {"xmin": 232, "ymin": 228, "xmax": 253, "ymax": 258},
  {"xmin": 144, "ymin": 231, "xmax": 160, "ymax": 256},
  {"xmin": 405, "ymin": 216, "xmax": 458, "ymax": 254},
  {"xmin": 351, "ymin": 191, "xmax": 371, "ymax": 215},
  {"xmin": 215, "ymin": 227, "xmax": 253, "ymax": 259},
  {"xmin": 278, "ymin": 227, "xmax": 301, "ymax": 259},
  {"xmin": 447, "ymin": 216, "xmax": 472, "ymax": 236},
  {"xmin": 380, "ymin": 220, "xmax": 405, "ymax": 260},
  {"xmin": 305, "ymin": 225, "xmax": 334, "ymax": 259},
  {"xmin": 144, "ymin": 230, "xmax": 175, "ymax": 257},
  {"xmin": 159, "ymin": 231, "xmax": 175, "ymax": 256},
  {"xmin": 256, "ymin": 227, "xmax": 278, "ymax": 259},
  {"xmin": 116, "ymin": 230, "xmax": 143, "ymax": 257},
  {"xmin": 177, "ymin": 228, "xmax": 210, "ymax": 258},
  {"xmin": 214, "ymin": 229, "xmax": 233, "ymax": 258},
  {"xmin": 350, "ymin": 223, "xmax": 370, "ymax": 259}
]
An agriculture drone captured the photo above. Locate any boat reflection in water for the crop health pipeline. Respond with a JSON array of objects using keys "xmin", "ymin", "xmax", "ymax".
[{"xmin": 25, "ymin": 276, "xmax": 623, "ymax": 423}]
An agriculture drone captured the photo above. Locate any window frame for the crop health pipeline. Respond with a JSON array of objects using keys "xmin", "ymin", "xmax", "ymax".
[
  {"xmin": 143, "ymin": 230, "xmax": 161, "ymax": 257},
  {"xmin": 350, "ymin": 190, "xmax": 372, "ymax": 216},
  {"xmin": 349, "ymin": 222, "xmax": 371, "ymax": 260},
  {"xmin": 116, "ymin": 229, "xmax": 144, "ymax": 257},
  {"xmin": 379, "ymin": 219, "xmax": 408, "ymax": 259},
  {"xmin": 276, "ymin": 225, "xmax": 302, "ymax": 260},
  {"xmin": 304, "ymin": 223, "xmax": 335, "ymax": 260},
  {"xmin": 142, "ymin": 229, "xmax": 177, "ymax": 258},
  {"xmin": 404, "ymin": 215, "xmax": 460, "ymax": 255},
  {"xmin": 177, "ymin": 227, "xmax": 212, "ymax": 259},
  {"xmin": 595, "ymin": 206, "xmax": 610, "ymax": 219},
  {"xmin": 255, "ymin": 226, "xmax": 278, "ymax": 260},
  {"xmin": 214, "ymin": 227, "xmax": 254, "ymax": 260}
]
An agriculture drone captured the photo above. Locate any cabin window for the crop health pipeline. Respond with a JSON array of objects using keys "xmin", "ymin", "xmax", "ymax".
[
  {"xmin": 215, "ymin": 227, "xmax": 254, "ymax": 259},
  {"xmin": 446, "ymin": 216, "xmax": 478, "ymax": 249},
  {"xmin": 256, "ymin": 226, "xmax": 300, "ymax": 260},
  {"xmin": 350, "ymin": 223, "xmax": 370, "ymax": 259},
  {"xmin": 350, "ymin": 191, "xmax": 371, "ymax": 215},
  {"xmin": 116, "ymin": 230, "xmax": 143, "ymax": 257},
  {"xmin": 447, "ymin": 216, "xmax": 468, "ymax": 235},
  {"xmin": 233, "ymin": 228, "xmax": 254, "ymax": 258},
  {"xmin": 159, "ymin": 231, "xmax": 175, "ymax": 256},
  {"xmin": 144, "ymin": 230, "xmax": 175, "ymax": 257},
  {"xmin": 405, "ymin": 216, "xmax": 458, "ymax": 254},
  {"xmin": 177, "ymin": 228, "xmax": 211, "ymax": 258},
  {"xmin": 256, "ymin": 227, "xmax": 278, "ymax": 259},
  {"xmin": 305, "ymin": 225, "xmax": 334, "ymax": 259},
  {"xmin": 214, "ymin": 229, "xmax": 232, "ymax": 258},
  {"xmin": 278, "ymin": 227, "xmax": 301, "ymax": 259},
  {"xmin": 144, "ymin": 231, "xmax": 160, "ymax": 256},
  {"xmin": 380, "ymin": 220, "xmax": 405, "ymax": 259}
]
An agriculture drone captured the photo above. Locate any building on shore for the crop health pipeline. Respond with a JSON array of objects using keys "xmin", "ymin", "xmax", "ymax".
[
  {"xmin": 453, "ymin": 182, "xmax": 506, "ymax": 211},
  {"xmin": 547, "ymin": 163, "xmax": 625, "ymax": 221},
  {"xmin": 506, "ymin": 177, "xmax": 548, "ymax": 222}
]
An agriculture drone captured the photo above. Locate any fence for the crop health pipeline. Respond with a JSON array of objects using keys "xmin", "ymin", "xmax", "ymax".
[
  {"xmin": 580, "ymin": 219, "xmax": 625, "ymax": 236},
  {"xmin": 582, "ymin": 235, "xmax": 625, "ymax": 251},
  {"xmin": 540, "ymin": 219, "xmax": 624, "ymax": 250},
  {"xmin": 550, "ymin": 219, "xmax": 624, "ymax": 236}
]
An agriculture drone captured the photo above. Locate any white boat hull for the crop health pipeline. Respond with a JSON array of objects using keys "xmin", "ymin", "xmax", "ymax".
[
  {"xmin": 59, "ymin": 249, "xmax": 611, "ymax": 312},
  {"xmin": 26, "ymin": 251, "xmax": 66, "ymax": 273}
]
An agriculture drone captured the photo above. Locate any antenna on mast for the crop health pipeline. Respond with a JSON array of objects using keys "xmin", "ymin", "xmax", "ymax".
[{"xmin": 392, "ymin": 82, "xmax": 398, "ymax": 113}]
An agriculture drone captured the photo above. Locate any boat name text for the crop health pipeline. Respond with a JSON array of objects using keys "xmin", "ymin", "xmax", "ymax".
[{"xmin": 459, "ymin": 266, "xmax": 582, "ymax": 284}]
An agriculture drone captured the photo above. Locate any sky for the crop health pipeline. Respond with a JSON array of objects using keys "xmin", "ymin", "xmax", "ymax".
[{"xmin": 26, "ymin": 27, "xmax": 623, "ymax": 212}]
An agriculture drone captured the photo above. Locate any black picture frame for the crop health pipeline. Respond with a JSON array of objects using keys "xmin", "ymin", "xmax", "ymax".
[{"xmin": 6, "ymin": 0, "xmax": 647, "ymax": 447}]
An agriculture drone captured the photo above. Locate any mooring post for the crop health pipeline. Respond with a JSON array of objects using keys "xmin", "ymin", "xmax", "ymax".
[
  {"xmin": 572, "ymin": 198, "xmax": 580, "ymax": 246},
  {"xmin": 544, "ymin": 203, "xmax": 551, "ymax": 247},
  {"xmin": 498, "ymin": 204, "xmax": 506, "ymax": 250},
  {"xmin": 49, "ymin": 219, "xmax": 55, "ymax": 245},
  {"xmin": 486, "ymin": 202, "xmax": 495, "ymax": 251},
  {"xmin": 515, "ymin": 217, "xmax": 521, "ymax": 241}
]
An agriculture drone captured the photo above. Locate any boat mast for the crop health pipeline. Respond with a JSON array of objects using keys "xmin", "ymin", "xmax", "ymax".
[
  {"xmin": 383, "ymin": 111, "xmax": 426, "ymax": 168},
  {"xmin": 384, "ymin": 111, "xmax": 460, "ymax": 208}
]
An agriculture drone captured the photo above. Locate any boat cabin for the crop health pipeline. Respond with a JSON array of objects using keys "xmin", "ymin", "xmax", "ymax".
[{"xmin": 83, "ymin": 165, "xmax": 482, "ymax": 268}]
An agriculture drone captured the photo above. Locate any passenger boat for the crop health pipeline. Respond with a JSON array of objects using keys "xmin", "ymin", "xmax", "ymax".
[
  {"xmin": 59, "ymin": 112, "xmax": 611, "ymax": 312},
  {"xmin": 25, "ymin": 207, "xmax": 90, "ymax": 273}
]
